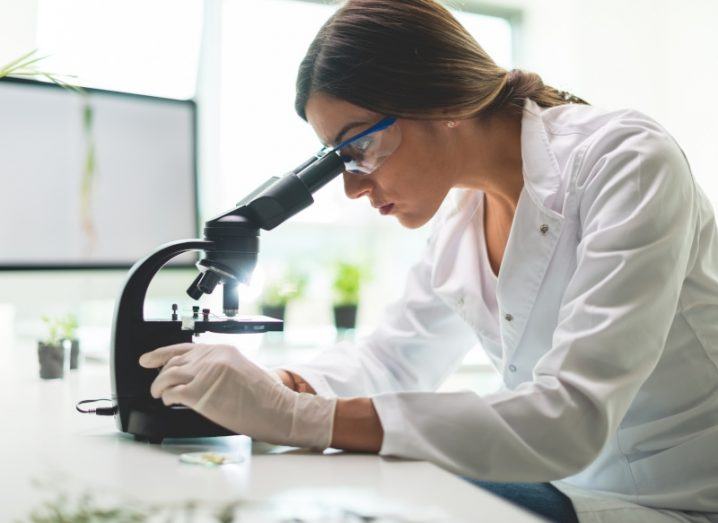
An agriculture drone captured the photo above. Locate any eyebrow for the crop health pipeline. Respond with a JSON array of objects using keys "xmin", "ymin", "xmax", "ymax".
[{"xmin": 331, "ymin": 121, "xmax": 368, "ymax": 147}]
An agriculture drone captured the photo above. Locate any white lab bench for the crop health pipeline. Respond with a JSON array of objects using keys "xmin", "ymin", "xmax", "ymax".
[{"xmin": 0, "ymin": 339, "xmax": 539, "ymax": 522}]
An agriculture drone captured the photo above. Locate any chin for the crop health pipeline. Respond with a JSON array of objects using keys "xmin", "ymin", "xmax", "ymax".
[{"xmin": 396, "ymin": 211, "xmax": 431, "ymax": 229}]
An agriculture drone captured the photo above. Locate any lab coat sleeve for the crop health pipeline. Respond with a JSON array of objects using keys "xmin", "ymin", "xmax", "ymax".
[
  {"xmin": 373, "ymin": 120, "xmax": 697, "ymax": 481},
  {"xmin": 278, "ymin": 211, "xmax": 479, "ymax": 398}
]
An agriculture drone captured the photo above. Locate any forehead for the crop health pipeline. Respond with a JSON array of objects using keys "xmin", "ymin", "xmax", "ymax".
[{"xmin": 305, "ymin": 92, "xmax": 378, "ymax": 146}]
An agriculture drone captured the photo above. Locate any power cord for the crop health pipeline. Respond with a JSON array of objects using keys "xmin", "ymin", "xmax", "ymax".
[{"xmin": 76, "ymin": 398, "xmax": 118, "ymax": 416}]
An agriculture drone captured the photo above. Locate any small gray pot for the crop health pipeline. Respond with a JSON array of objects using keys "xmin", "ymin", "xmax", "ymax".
[
  {"xmin": 333, "ymin": 304, "xmax": 358, "ymax": 330},
  {"xmin": 66, "ymin": 338, "xmax": 80, "ymax": 369},
  {"xmin": 37, "ymin": 341, "xmax": 67, "ymax": 379},
  {"xmin": 261, "ymin": 304, "xmax": 287, "ymax": 322}
]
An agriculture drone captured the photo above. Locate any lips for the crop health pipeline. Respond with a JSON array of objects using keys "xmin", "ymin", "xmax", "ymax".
[
  {"xmin": 371, "ymin": 198, "xmax": 395, "ymax": 215},
  {"xmin": 378, "ymin": 203, "xmax": 395, "ymax": 215}
]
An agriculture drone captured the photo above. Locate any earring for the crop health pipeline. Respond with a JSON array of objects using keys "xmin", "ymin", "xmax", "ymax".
[{"xmin": 447, "ymin": 121, "xmax": 457, "ymax": 128}]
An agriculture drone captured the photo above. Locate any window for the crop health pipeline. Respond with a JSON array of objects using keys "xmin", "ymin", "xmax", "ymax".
[{"xmin": 35, "ymin": 0, "xmax": 204, "ymax": 99}]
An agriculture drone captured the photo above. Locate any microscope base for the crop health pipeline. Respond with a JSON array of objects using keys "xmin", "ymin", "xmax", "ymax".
[{"xmin": 122, "ymin": 402, "xmax": 235, "ymax": 444}]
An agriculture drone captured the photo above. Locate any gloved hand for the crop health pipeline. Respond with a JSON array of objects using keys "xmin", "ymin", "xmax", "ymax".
[{"xmin": 139, "ymin": 343, "xmax": 336, "ymax": 449}]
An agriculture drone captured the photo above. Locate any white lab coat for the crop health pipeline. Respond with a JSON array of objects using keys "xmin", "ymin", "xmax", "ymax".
[{"xmin": 283, "ymin": 98, "xmax": 718, "ymax": 522}]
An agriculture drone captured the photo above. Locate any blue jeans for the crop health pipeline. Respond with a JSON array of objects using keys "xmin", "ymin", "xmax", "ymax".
[{"xmin": 463, "ymin": 478, "xmax": 579, "ymax": 523}]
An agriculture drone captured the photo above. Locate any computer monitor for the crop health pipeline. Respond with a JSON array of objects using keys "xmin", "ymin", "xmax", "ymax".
[{"xmin": 0, "ymin": 77, "xmax": 198, "ymax": 269}]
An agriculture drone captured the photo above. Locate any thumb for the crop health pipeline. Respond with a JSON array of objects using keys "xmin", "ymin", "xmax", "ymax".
[{"xmin": 139, "ymin": 343, "xmax": 195, "ymax": 368}]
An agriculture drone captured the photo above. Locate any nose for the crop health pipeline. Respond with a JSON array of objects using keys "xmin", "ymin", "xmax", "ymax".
[{"xmin": 343, "ymin": 171, "xmax": 373, "ymax": 200}]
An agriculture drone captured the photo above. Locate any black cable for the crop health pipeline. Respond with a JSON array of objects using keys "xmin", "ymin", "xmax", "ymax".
[{"xmin": 76, "ymin": 398, "xmax": 118, "ymax": 416}]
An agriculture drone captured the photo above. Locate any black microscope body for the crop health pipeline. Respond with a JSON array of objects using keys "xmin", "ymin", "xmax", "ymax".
[{"xmin": 111, "ymin": 152, "xmax": 345, "ymax": 442}]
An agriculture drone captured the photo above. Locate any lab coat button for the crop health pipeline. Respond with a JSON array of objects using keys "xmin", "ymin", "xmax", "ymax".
[
  {"xmin": 539, "ymin": 224, "xmax": 549, "ymax": 235},
  {"xmin": 508, "ymin": 364, "xmax": 517, "ymax": 372},
  {"xmin": 504, "ymin": 313, "xmax": 513, "ymax": 321},
  {"xmin": 457, "ymin": 295, "xmax": 465, "ymax": 307}
]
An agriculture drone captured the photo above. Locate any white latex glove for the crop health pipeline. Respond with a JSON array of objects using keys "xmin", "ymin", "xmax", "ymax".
[{"xmin": 139, "ymin": 343, "xmax": 336, "ymax": 449}]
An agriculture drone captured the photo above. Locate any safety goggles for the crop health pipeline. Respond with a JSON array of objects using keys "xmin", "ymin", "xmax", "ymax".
[{"xmin": 318, "ymin": 116, "xmax": 401, "ymax": 175}]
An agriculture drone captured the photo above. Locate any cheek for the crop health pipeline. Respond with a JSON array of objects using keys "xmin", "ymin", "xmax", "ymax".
[
  {"xmin": 382, "ymin": 143, "xmax": 450, "ymax": 205},
  {"xmin": 389, "ymin": 127, "xmax": 446, "ymax": 185},
  {"xmin": 382, "ymin": 143, "xmax": 452, "ymax": 225}
]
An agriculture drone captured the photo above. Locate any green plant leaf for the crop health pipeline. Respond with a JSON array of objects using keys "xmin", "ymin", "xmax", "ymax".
[
  {"xmin": 0, "ymin": 49, "xmax": 45, "ymax": 75},
  {"xmin": 0, "ymin": 49, "xmax": 81, "ymax": 93},
  {"xmin": 261, "ymin": 269, "xmax": 308, "ymax": 306},
  {"xmin": 332, "ymin": 261, "xmax": 364, "ymax": 305}
]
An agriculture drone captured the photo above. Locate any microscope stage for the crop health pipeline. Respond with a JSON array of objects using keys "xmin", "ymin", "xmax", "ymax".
[
  {"xmin": 197, "ymin": 315, "xmax": 284, "ymax": 333},
  {"xmin": 148, "ymin": 314, "xmax": 283, "ymax": 334}
]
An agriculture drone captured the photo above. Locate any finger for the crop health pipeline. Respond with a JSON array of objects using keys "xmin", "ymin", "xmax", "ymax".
[
  {"xmin": 139, "ymin": 343, "xmax": 195, "ymax": 368},
  {"xmin": 162, "ymin": 354, "xmax": 189, "ymax": 371},
  {"xmin": 161, "ymin": 384, "xmax": 192, "ymax": 407},
  {"xmin": 150, "ymin": 366, "xmax": 193, "ymax": 399}
]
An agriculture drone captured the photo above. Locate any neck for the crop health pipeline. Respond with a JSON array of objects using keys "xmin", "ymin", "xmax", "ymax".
[{"xmin": 450, "ymin": 110, "xmax": 524, "ymax": 212}]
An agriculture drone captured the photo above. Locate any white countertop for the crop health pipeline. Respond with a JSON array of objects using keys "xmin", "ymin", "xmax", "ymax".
[{"xmin": 0, "ymin": 339, "xmax": 539, "ymax": 522}]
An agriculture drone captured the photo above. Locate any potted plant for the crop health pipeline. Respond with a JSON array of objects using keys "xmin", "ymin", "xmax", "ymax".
[
  {"xmin": 59, "ymin": 313, "xmax": 80, "ymax": 369},
  {"xmin": 38, "ymin": 316, "xmax": 69, "ymax": 380},
  {"xmin": 260, "ymin": 270, "xmax": 308, "ymax": 323},
  {"xmin": 332, "ymin": 261, "xmax": 364, "ymax": 330}
]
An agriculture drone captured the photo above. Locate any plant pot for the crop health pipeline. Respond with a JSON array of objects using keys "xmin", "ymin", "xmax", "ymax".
[
  {"xmin": 261, "ymin": 304, "xmax": 287, "ymax": 322},
  {"xmin": 67, "ymin": 338, "xmax": 80, "ymax": 369},
  {"xmin": 333, "ymin": 304, "xmax": 358, "ymax": 330},
  {"xmin": 37, "ymin": 341, "xmax": 67, "ymax": 379}
]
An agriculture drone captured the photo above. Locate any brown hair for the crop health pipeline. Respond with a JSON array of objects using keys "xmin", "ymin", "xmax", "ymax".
[{"xmin": 295, "ymin": 0, "xmax": 588, "ymax": 121}]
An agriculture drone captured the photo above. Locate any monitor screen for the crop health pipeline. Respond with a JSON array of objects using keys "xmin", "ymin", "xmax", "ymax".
[{"xmin": 0, "ymin": 78, "xmax": 198, "ymax": 269}]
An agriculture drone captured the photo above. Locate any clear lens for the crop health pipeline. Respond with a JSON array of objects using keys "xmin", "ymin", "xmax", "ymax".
[{"xmin": 341, "ymin": 121, "xmax": 401, "ymax": 175}]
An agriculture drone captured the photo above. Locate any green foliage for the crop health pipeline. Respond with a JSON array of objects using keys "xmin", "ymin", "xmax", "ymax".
[
  {"xmin": 0, "ymin": 49, "xmax": 79, "ymax": 91},
  {"xmin": 261, "ymin": 270, "xmax": 308, "ymax": 307},
  {"xmin": 23, "ymin": 493, "xmax": 237, "ymax": 522},
  {"xmin": 26, "ymin": 492, "xmax": 147, "ymax": 523},
  {"xmin": 332, "ymin": 261, "xmax": 365, "ymax": 306},
  {"xmin": 40, "ymin": 316, "xmax": 62, "ymax": 347},
  {"xmin": 41, "ymin": 314, "xmax": 78, "ymax": 346},
  {"xmin": 21, "ymin": 484, "xmax": 251, "ymax": 522},
  {"xmin": 79, "ymin": 99, "xmax": 97, "ymax": 241},
  {"xmin": 59, "ymin": 313, "xmax": 79, "ymax": 339}
]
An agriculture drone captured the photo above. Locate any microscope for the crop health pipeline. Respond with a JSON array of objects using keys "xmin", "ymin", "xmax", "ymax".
[{"xmin": 111, "ymin": 151, "xmax": 345, "ymax": 442}]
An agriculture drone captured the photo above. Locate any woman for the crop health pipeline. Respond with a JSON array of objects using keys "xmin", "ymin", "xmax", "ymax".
[{"xmin": 139, "ymin": 1, "xmax": 718, "ymax": 521}]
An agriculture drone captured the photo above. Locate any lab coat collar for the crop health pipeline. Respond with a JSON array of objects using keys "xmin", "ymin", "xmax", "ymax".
[
  {"xmin": 447, "ymin": 97, "xmax": 564, "ymax": 217},
  {"xmin": 520, "ymin": 98, "xmax": 564, "ymax": 215}
]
